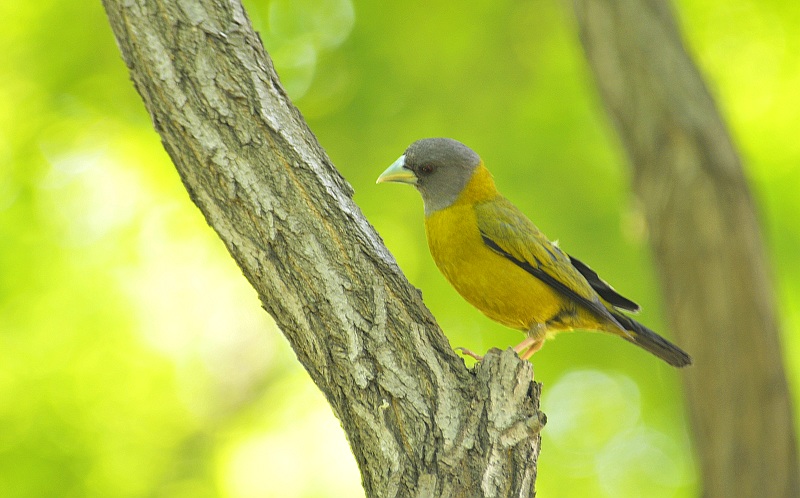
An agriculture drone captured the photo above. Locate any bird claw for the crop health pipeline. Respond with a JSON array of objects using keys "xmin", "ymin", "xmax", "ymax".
[{"xmin": 455, "ymin": 346, "xmax": 484, "ymax": 361}]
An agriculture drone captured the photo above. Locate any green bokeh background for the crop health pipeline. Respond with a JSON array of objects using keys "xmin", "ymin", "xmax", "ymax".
[{"xmin": 1, "ymin": 1, "xmax": 798, "ymax": 497}]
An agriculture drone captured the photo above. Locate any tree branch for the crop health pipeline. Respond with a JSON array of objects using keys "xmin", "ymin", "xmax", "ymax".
[{"xmin": 101, "ymin": 1, "xmax": 544, "ymax": 496}]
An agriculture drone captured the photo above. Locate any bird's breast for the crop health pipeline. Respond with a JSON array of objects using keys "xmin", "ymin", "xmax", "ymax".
[{"xmin": 424, "ymin": 203, "xmax": 566, "ymax": 331}]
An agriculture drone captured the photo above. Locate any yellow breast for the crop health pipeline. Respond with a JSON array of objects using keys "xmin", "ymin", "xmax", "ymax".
[{"xmin": 423, "ymin": 166, "xmax": 568, "ymax": 331}]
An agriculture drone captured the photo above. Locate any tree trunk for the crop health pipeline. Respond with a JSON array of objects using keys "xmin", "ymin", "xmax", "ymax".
[
  {"xmin": 574, "ymin": 1, "xmax": 799, "ymax": 496},
  {"xmin": 101, "ymin": 1, "xmax": 545, "ymax": 496}
]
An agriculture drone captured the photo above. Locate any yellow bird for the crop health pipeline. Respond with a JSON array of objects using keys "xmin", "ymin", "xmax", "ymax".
[{"xmin": 377, "ymin": 138, "xmax": 691, "ymax": 367}]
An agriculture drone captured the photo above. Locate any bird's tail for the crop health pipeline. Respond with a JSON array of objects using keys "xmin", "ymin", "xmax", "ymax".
[{"xmin": 611, "ymin": 312, "xmax": 692, "ymax": 367}]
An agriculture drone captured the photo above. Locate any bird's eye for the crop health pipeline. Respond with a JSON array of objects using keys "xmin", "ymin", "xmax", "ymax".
[{"xmin": 418, "ymin": 164, "xmax": 434, "ymax": 175}]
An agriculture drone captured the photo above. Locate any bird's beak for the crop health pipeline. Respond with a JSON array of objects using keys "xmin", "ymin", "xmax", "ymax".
[{"xmin": 376, "ymin": 154, "xmax": 417, "ymax": 185}]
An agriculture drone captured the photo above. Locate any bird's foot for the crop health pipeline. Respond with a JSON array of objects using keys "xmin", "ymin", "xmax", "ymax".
[
  {"xmin": 455, "ymin": 347, "xmax": 484, "ymax": 361},
  {"xmin": 513, "ymin": 336, "xmax": 544, "ymax": 360}
]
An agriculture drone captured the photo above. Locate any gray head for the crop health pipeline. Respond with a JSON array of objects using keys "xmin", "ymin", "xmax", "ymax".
[{"xmin": 376, "ymin": 138, "xmax": 481, "ymax": 214}]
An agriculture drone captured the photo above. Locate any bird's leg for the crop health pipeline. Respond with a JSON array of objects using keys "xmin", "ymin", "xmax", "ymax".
[
  {"xmin": 519, "ymin": 339, "xmax": 544, "ymax": 360},
  {"xmin": 513, "ymin": 336, "xmax": 539, "ymax": 357},
  {"xmin": 514, "ymin": 324, "xmax": 546, "ymax": 360},
  {"xmin": 460, "ymin": 325, "xmax": 546, "ymax": 363},
  {"xmin": 455, "ymin": 347, "xmax": 484, "ymax": 361}
]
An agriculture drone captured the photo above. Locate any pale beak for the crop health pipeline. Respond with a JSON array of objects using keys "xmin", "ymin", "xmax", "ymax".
[{"xmin": 376, "ymin": 154, "xmax": 417, "ymax": 185}]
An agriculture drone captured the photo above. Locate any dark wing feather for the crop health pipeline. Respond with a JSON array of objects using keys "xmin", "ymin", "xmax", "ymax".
[
  {"xmin": 568, "ymin": 255, "xmax": 640, "ymax": 313},
  {"xmin": 481, "ymin": 235, "xmax": 618, "ymax": 325},
  {"xmin": 474, "ymin": 198, "xmax": 626, "ymax": 333}
]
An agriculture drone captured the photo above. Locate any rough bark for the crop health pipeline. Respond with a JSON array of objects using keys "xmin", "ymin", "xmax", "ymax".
[
  {"xmin": 574, "ymin": 1, "xmax": 799, "ymax": 496},
  {"xmin": 101, "ymin": 1, "xmax": 545, "ymax": 496}
]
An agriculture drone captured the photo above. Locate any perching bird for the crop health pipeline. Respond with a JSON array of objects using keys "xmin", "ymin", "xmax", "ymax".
[{"xmin": 377, "ymin": 138, "xmax": 691, "ymax": 367}]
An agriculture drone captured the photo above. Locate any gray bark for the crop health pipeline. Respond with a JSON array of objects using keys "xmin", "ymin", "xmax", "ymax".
[
  {"xmin": 101, "ymin": 1, "xmax": 544, "ymax": 497},
  {"xmin": 574, "ymin": 0, "xmax": 799, "ymax": 496}
]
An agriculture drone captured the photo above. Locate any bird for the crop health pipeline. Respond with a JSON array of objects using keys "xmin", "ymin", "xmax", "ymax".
[{"xmin": 376, "ymin": 137, "xmax": 692, "ymax": 368}]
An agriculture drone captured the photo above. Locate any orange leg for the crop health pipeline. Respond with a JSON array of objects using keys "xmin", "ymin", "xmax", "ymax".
[
  {"xmin": 459, "ymin": 325, "xmax": 546, "ymax": 363},
  {"xmin": 513, "ymin": 337, "xmax": 539, "ymax": 357},
  {"xmin": 514, "ymin": 324, "xmax": 546, "ymax": 361},
  {"xmin": 518, "ymin": 339, "xmax": 544, "ymax": 360}
]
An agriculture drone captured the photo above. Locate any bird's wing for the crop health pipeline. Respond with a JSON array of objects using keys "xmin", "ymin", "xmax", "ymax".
[
  {"xmin": 475, "ymin": 197, "xmax": 625, "ymax": 330},
  {"xmin": 568, "ymin": 255, "xmax": 640, "ymax": 312}
]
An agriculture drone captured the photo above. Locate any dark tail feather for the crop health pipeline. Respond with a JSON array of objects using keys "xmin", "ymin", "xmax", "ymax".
[{"xmin": 612, "ymin": 312, "xmax": 692, "ymax": 367}]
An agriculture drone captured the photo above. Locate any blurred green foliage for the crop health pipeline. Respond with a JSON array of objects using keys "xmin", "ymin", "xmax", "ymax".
[{"xmin": 1, "ymin": 0, "xmax": 797, "ymax": 497}]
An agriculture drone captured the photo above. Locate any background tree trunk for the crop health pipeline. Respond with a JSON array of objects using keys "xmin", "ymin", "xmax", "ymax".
[
  {"xmin": 574, "ymin": 0, "xmax": 799, "ymax": 496},
  {"xmin": 101, "ymin": 0, "xmax": 545, "ymax": 496}
]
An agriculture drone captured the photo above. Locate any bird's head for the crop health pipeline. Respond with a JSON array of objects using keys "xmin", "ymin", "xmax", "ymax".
[{"xmin": 376, "ymin": 138, "xmax": 481, "ymax": 213}]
